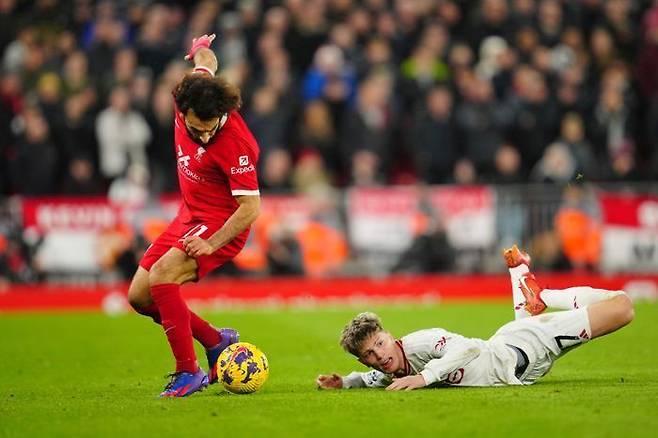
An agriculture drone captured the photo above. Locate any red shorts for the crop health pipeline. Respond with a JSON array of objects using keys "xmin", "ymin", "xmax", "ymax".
[{"xmin": 139, "ymin": 216, "xmax": 247, "ymax": 280}]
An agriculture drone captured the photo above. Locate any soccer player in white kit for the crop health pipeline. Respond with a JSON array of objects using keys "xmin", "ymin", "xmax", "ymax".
[{"xmin": 316, "ymin": 245, "xmax": 635, "ymax": 390}]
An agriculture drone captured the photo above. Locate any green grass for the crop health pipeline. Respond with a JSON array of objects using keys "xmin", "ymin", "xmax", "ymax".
[{"xmin": 1, "ymin": 302, "xmax": 657, "ymax": 437}]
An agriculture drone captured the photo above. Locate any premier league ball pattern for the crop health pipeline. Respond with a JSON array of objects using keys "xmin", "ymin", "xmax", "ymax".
[{"xmin": 217, "ymin": 342, "xmax": 269, "ymax": 394}]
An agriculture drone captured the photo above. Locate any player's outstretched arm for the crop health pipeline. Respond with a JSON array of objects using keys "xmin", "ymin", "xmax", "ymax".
[
  {"xmin": 318, "ymin": 370, "xmax": 390, "ymax": 390},
  {"xmin": 184, "ymin": 34, "xmax": 218, "ymax": 76}
]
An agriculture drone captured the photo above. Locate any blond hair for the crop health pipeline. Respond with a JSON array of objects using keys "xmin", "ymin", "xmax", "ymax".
[{"xmin": 339, "ymin": 312, "xmax": 383, "ymax": 356}]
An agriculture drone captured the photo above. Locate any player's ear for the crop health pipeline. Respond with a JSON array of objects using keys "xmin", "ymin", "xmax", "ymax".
[{"xmin": 357, "ymin": 357, "xmax": 368, "ymax": 366}]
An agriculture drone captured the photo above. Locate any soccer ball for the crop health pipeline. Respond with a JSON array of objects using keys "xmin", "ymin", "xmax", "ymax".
[{"xmin": 217, "ymin": 342, "xmax": 269, "ymax": 394}]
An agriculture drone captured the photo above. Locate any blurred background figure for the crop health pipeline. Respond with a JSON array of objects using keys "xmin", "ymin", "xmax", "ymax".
[
  {"xmin": 96, "ymin": 85, "xmax": 151, "ymax": 182},
  {"xmin": 554, "ymin": 184, "xmax": 602, "ymax": 272}
]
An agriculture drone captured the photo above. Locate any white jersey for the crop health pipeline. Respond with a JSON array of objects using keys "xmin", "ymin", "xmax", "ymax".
[{"xmin": 343, "ymin": 307, "xmax": 592, "ymax": 389}]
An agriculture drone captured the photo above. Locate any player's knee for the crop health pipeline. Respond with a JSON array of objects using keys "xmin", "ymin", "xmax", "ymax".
[
  {"xmin": 127, "ymin": 281, "xmax": 149, "ymax": 310},
  {"xmin": 149, "ymin": 258, "xmax": 193, "ymax": 285},
  {"xmin": 613, "ymin": 293, "xmax": 634, "ymax": 326}
]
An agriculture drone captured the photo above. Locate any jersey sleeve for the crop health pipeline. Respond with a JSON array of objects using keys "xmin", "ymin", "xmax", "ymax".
[
  {"xmin": 342, "ymin": 370, "xmax": 391, "ymax": 389},
  {"xmin": 214, "ymin": 136, "xmax": 260, "ymax": 197},
  {"xmin": 419, "ymin": 338, "xmax": 481, "ymax": 385}
]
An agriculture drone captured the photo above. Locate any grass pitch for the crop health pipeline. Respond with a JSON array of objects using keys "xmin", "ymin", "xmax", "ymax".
[{"xmin": 1, "ymin": 301, "xmax": 657, "ymax": 437}]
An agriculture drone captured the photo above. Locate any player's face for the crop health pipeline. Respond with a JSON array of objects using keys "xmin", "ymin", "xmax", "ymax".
[
  {"xmin": 184, "ymin": 109, "xmax": 220, "ymax": 144},
  {"xmin": 357, "ymin": 331, "xmax": 403, "ymax": 374}
]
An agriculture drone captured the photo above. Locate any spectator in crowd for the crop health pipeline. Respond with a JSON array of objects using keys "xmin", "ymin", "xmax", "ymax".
[
  {"xmin": 399, "ymin": 22, "xmax": 450, "ymax": 111},
  {"xmin": 296, "ymin": 188, "xmax": 348, "ymax": 278},
  {"xmin": 452, "ymin": 158, "xmax": 478, "ymax": 185},
  {"xmin": 340, "ymin": 70, "xmax": 394, "ymax": 184},
  {"xmin": 135, "ymin": 3, "xmax": 176, "ymax": 76},
  {"xmin": 292, "ymin": 148, "xmax": 333, "ymax": 193},
  {"xmin": 295, "ymin": 100, "xmax": 339, "ymax": 175},
  {"xmin": 455, "ymin": 74, "xmax": 507, "ymax": 176},
  {"xmin": 392, "ymin": 188, "xmax": 455, "ymax": 274},
  {"xmin": 508, "ymin": 66, "xmax": 560, "ymax": 170},
  {"xmin": 145, "ymin": 83, "xmax": 176, "ymax": 194},
  {"xmin": 490, "ymin": 142, "xmax": 524, "ymax": 184},
  {"xmin": 589, "ymin": 76, "xmax": 636, "ymax": 175},
  {"xmin": 96, "ymin": 85, "xmax": 151, "ymax": 181},
  {"xmin": 302, "ymin": 43, "xmax": 357, "ymax": 105},
  {"xmin": 537, "ymin": 0, "xmax": 564, "ymax": 48},
  {"xmin": 409, "ymin": 85, "xmax": 457, "ymax": 184},
  {"xmin": 60, "ymin": 92, "xmax": 98, "ymax": 166},
  {"xmin": 86, "ymin": 12, "xmax": 125, "ymax": 78},
  {"xmin": 266, "ymin": 222, "xmax": 304, "ymax": 276},
  {"xmin": 553, "ymin": 112, "xmax": 598, "ymax": 179},
  {"xmin": 468, "ymin": 0, "xmax": 513, "ymax": 51},
  {"xmin": 260, "ymin": 148, "xmax": 293, "ymax": 193},
  {"xmin": 286, "ymin": 0, "xmax": 329, "ymax": 74},
  {"xmin": 61, "ymin": 50, "xmax": 92, "ymax": 98},
  {"xmin": 8, "ymin": 108, "xmax": 59, "ymax": 195},
  {"xmin": 62, "ymin": 156, "xmax": 103, "ymax": 195},
  {"xmin": 246, "ymin": 85, "xmax": 288, "ymax": 155},
  {"xmin": 555, "ymin": 184, "xmax": 602, "ymax": 272},
  {"xmin": 0, "ymin": 0, "xmax": 652, "ymax": 194}
]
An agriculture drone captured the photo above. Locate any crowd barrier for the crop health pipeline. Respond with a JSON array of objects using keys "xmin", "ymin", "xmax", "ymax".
[{"xmin": 5, "ymin": 183, "xmax": 658, "ymax": 281}]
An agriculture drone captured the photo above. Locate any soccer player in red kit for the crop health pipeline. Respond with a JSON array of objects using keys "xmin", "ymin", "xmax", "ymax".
[{"xmin": 127, "ymin": 34, "xmax": 261, "ymax": 397}]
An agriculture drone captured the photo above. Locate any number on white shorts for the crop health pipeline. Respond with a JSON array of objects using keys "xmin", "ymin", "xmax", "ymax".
[{"xmin": 178, "ymin": 224, "xmax": 208, "ymax": 242}]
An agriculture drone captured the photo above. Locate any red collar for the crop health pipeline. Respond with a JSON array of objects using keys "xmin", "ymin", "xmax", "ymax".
[{"xmin": 395, "ymin": 340, "xmax": 411, "ymax": 376}]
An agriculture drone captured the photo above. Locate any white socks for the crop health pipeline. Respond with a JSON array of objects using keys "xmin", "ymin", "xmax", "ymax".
[
  {"xmin": 509, "ymin": 265, "xmax": 531, "ymax": 320},
  {"xmin": 540, "ymin": 287, "xmax": 627, "ymax": 310},
  {"xmin": 508, "ymin": 266, "xmax": 627, "ymax": 320}
]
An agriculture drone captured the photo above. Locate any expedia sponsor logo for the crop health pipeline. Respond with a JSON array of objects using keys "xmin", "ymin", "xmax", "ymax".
[{"xmin": 231, "ymin": 164, "xmax": 255, "ymax": 175}]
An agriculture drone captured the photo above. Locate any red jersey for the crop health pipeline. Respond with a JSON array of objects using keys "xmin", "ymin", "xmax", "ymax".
[{"xmin": 173, "ymin": 108, "xmax": 260, "ymax": 224}]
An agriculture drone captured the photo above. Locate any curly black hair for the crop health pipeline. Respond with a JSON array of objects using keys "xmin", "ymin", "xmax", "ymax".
[{"xmin": 173, "ymin": 74, "xmax": 242, "ymax": 120}]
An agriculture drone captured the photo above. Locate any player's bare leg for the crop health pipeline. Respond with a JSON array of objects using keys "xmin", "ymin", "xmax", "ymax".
[
  {"xmin": 584, "ymin": 294, "xmax": 634, "ymax": 339},
  {"xmin": 127, "ymin": 267, "xmax": 155, "ymax": 310},
  {"xmin": 148, "ymin": 247, "xmax": 198, "ymax": 286}
]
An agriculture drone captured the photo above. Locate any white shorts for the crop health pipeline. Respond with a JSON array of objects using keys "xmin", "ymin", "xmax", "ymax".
[{"xmin": 490, "ymin": 307, "xmax": 592, "ymax": 384}]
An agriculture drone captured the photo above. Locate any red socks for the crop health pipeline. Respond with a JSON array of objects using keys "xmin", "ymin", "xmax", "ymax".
[
  {"xmin": 190, "ymin": 313, "xmax": 222, "ymax": 349},
  {"xmin": 150, "ymin": 283, "xmax": 197, "ymax": 373},
  {"xmin": 136, "ymin": 304, "xmax": 221, "ymax": 349}
]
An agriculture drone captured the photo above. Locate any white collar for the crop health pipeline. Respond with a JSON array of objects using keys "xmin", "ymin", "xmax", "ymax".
[{"xmin": 219, "ymin": 113, "xmax": 228, "ymax": 129}]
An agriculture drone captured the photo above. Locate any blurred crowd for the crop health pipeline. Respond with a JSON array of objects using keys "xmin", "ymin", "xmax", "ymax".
[
  {"xmin": 2, "ymin": 0, "xmax": 658, "ymax": 284},
  {"xmin": 1, "ymin": 0, "xmax": 658, "ymax": 199}
]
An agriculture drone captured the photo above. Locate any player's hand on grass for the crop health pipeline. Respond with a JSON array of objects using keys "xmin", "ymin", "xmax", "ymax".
[
  {"xmin": 385, "ymin": 375, "xmax": 426, "ymax": 391},
  {"xmin": 183, "ymin": 236, "xmax": 215, "ymax": 257},
  {"xmin": 316, "ymin": 373, "xmax": 343, "ymax": 389},
  {"xmin": 184, "ymin": 34, "xmax": 216, "ymax": 60}
]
